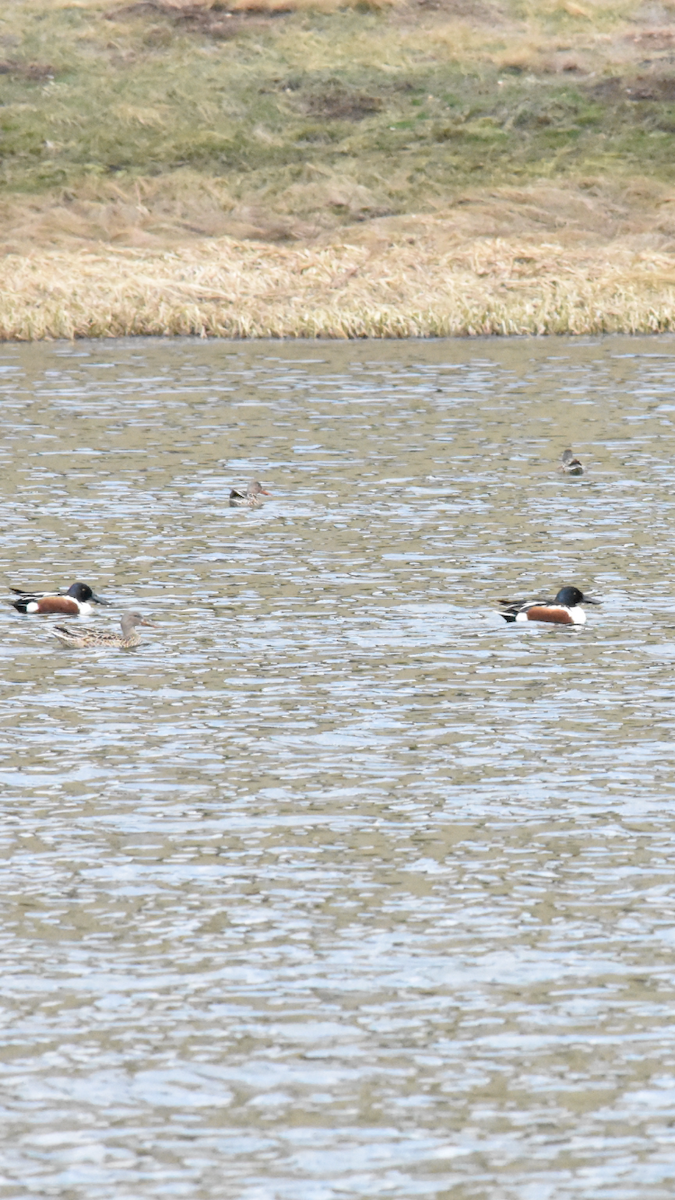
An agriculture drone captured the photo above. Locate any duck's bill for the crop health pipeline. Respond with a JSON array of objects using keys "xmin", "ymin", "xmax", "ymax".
[
  {"xmin": 584, "ymin": 597, "xmax": 601, "ymax": 605},
  {"xmin": 92, "ymin": 594, "xmax": 112, "ymax": 606},
  {"xmin": 139, "ymin": 618, "xmax": 158, "ymax": 627}
]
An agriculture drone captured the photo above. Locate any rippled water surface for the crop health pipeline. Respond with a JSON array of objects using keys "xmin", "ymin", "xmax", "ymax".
[{"xmin": 3, "ymin": 335, "xmax": 675, "ymax": 1199}]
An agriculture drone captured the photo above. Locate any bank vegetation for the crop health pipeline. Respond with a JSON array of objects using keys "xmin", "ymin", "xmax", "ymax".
[{"xmin": 2, "ymin": 0, "xmax": 675, "ymax": 337}]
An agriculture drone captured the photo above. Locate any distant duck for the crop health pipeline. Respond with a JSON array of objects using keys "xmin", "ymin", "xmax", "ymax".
[
  {"xmin": 229, "ymin": 480, "xmax": 270, "ymax": 508},
  {"xmin": 9, "ymin": 581, "xmax": 111, "ymax": 616},
  {"xmin": 560, "ymin": 448, "xmax": 584, "ymax": 476},
  {"xmin": 498, "ymin": 586, "xmax": 599, "ymax": 626},
  {"xmin": 49, "ymin": 612, "xmax": 156, "ymax": 649}
]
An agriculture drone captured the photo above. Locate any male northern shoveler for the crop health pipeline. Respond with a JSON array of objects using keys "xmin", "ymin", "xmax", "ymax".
[
  {"xmin": 559, "ymin": 448, "xmax": 584, "ymax": 476},
  {"xmin": 49, "ymin": 612, "xmax": 156, "ymax": 649},
  {"xmin": 498, "ymin": 586, "xmax": 599, "ymax": 626},
  {"xmin": 229, "ymin": 480, "xmax": 270, "ymax": 508},
  {"xmin": 9, "ymin": 581, "xmax": 111, "ymax": 615}
]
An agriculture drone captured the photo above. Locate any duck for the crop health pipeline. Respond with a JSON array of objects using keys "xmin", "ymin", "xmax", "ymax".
[
  {"xmin": 49, "ymin": 612, "xmax": 156, "ymax": 649},
  {"xmin": 9, "ymin": 581, "xmax": 111, "ymax": 615},
  {"xmin": 559, "ymin": 449, "xmax": 584, "ymax": 476},
  {"xmin": 498, "ymin": 586, "xmax": 599, "ymax": 626},
  {"xmin": 229, "ymin": 480, "xmax": 270, "ymax": 508}
]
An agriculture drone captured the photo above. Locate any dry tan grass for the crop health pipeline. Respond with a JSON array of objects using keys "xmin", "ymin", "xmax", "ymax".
[
  {"xmin": 4, "ymin": 175, "xmax": 675, "ymax": 340},
  {"xmin": 3, "ymin": 172, "xmax": 675, "ymax": 253},
  {"xmin": 5, "ymin": 217, "xmax": 675, "ymax": 339}
]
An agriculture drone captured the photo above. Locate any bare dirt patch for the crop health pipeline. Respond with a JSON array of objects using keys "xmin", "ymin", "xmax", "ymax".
[
  {"xmin": 105, "ymin": 0, "xmax": 293, "ymax": 29},
  {"xmin": 588, "ymin": 73, "xmax": 675, "ymax": 101},
  {"xmin": 410, "ymin": 0, "xmax": 503, "ymax": 19},
  {"xmin": 303, "ymin": 83, "xmax": 384, "ymax": 121},
  {"xmin": 0, "ymin": 60, "xmax": 54, "ymax": 81}
]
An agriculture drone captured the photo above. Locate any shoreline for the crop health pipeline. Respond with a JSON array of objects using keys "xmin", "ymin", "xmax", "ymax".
[{"xmin": 5, "ymin": 221, "xmax": 675, "ymax": 341}]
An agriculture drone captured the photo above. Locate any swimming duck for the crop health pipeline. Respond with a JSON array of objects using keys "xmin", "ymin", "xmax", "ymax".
[
  {"xmin": 498, "ymin": 586, "xmax": 599, "ymax": 626},
  {"xmin": 9, "ymin": 581, "xmax": 111, "ymax": 615},
  {"xmin": 229, "ymin": 480, "xmax": 270, "ymax": 508},
  {"xmin": 49, "ymin": 612, "xmax": 156, "ymax": 649},
  {"xmin": 559, "ymin": 449, "xmax": 584, "ymax": 476}
]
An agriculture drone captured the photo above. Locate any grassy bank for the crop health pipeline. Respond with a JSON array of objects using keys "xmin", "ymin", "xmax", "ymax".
[
  {"xmin": 2, "ymin": 0, "xmax": 675, "ymax": 336},
  {"xmin": 4, "ymin": 223, "xmax": 675, "ymax": 339}
]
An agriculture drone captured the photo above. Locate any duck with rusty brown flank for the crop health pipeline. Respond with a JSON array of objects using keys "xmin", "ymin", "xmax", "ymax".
[
  {"xmin": 498, "ymin": 586, "xmax": 600, "ymax": 626},
  {"xmin": 9, "ymin": 581, "xmax": 111, "ymax": 615},
  {"xmin": 229, "ymin": 480, "xmax": 270, "ymax": 508},
  {"xmin": 49, "ymin": 612, "xmax": 156, "ymax": 649}
]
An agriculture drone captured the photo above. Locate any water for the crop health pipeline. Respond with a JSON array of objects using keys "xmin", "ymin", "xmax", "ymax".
[{"xmin": 1, "ymin": 335, "xmax": 675, "ymax": 1199}]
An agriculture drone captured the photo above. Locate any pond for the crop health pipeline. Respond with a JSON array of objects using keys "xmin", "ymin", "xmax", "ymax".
[{"xmin": 2, "ymin": 335, "xmax": 675, "ymax": 1199}]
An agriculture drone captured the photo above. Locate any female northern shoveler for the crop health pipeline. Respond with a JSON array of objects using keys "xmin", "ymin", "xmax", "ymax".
[
  {"xmin": 9, "ymin": 581, "xmax": 111, "ymax": 615},
  {"xmin": 229, "ymin": 480, "xmax": 270, "ymax": 508},
  {"xmin": 498, "ymin": 586, "xmax": 599, "ymax": 626},
  {"xmin": 50, "ymin": 612, "xmax": 156, "ymax": 649},
  {"xmin": 559, "ymin": 448, "xmax": 584, "ymax": 476}
]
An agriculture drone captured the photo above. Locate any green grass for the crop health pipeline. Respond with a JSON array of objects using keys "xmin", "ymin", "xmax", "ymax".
[{"xmin": 0, "ymin": 0, "xmax": 674, "ymax": 225}]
